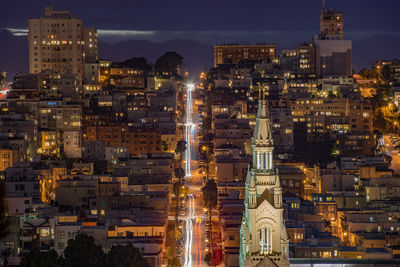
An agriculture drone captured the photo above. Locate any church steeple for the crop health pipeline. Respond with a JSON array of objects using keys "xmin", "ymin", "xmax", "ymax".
[
  {"xmin": 240, "ymin": 91, "xmax": 290, "ymax": 267},
  {"xmin": 248, "ymin": 175, "xmax": 257, "ymax": 209},
  {"xmin": 253, "ymin": 99, "xmax": 273, "ymax": 147},
  {"xmin": 252, "ymin": 97, "xmax": 274, "ymax": 171},
  {"xmin": 274, "ymin": 174, "xmax": 282, "ymax": 209}
]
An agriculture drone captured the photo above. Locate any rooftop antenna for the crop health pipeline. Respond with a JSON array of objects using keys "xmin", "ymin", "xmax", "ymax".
[{"xmin": 322, "ymin": 0, "xmax": 326, "ymax": 9}]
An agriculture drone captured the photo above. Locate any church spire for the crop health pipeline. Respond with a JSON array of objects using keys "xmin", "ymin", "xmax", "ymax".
[
  {"xmin": 252, "ymin": 92, "xmax": 274, "ymax": 171},
  {"xmin": 248, "ymin": 175, "xmax": 257, "ymax": 209},
  {"xmin": 252, "ymin": 96, "xmax": 273, "ymax": 147},
  {"xmin": 241, "ymin": 91, "xmax": 289, "ymax": 267},
  {"xmin": 274, "ymin": 174, "xmax": 282, "ymax": 209}
]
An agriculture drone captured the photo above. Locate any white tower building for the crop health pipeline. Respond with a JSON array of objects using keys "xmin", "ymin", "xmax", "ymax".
[{"xmin": 240, "ymin": 98, "xmax": 289, "ymax": 267}]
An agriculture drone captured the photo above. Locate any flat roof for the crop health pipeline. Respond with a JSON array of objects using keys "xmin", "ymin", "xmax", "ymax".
[{"xmin": 290, "ymin": 258, "xmax": 400, "ymax": 264}]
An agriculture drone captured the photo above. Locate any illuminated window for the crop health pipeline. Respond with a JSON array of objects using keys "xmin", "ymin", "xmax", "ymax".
[{"xmin": 40, "ymin": 228, "xmax": 50, "ymax": 237}]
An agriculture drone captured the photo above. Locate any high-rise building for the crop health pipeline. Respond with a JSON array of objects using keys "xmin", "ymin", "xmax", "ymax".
[
  {"xmin": 240, "ymin": 99, "xmax": 289, "ymax": 267},
  {"xmin": 28, "ymin": 7, "xmax": 98, "ymax": 81},
  {"xmin": 297, "ymin": 43, "xmax": 316, "ymax": 74},
  {"xmin": 214, "ymin": 44, "xmax": 276, "ymax": 67},
  {"xmin": 314, "ymin": 9, "xmax": 352, "ymax": 77},
  {"xmin": 320, "ymin": 9, "xmax": 344, "ymax": 39}
]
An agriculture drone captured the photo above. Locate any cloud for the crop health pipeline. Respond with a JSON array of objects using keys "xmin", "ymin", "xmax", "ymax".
[
  {"xmin": 97, "ymin": 29, "xmax": 155, "ymax": 37},
  {"xmin": 6, "ymin": 28, "xmax": 28, "ymax": 36}
]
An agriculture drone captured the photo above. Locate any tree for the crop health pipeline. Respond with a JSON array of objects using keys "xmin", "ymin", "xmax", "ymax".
[
  {"xmin": 0, "ymin": 180, "xmax": 9, "ymax": 239},
  {"xmin": 20, "ymin": 249, "xmax": 64, "ymax": 267},
  {"xmin": 155, "ymin": 52, "xmax": 183, "ymax": 76},
  {"xmin": 174, "ymin": 168, "xmax": 185, "ymax": 181},
  {"xmin": 381, "ymin": 65, "xmax": 392, "ymax": 82},
  {"xmin": 202, "ymin": 179, "xmax": 218, "ymax": 267},
  {"xmin": 373, "ymin": 129, "xmax": 383, "ymax": 139},
  {"xmin": 63, "ymin": 233, "xmax": 104, "ymax": 267},
  {"xmin": 119, "ymin": 57, "xmax": 151, "ymax": 71},
  {"xmin": 171, "ymin": 140, "xmax": 187, "ymax": 258},
  {"xmin": 168, "ymin": 256, "xmax": 181, "ymax": 267},
  {"xmin": 202, "ymin": 179, "xmax": 217, "ymax": 213},
  {"xmin": 202, "ymin": 116, "xmax": 212, "ymax": 133},
  {"xmin": 371, "ymin": 82, "xmax": 394, "ymax": 133},
  {"xmin": 103, "ymin": 245, "xmax": 149, "ymax": 267},
  {"xmin": 204, "ymin": 252, "xmax": 213, "ymax": 266},
  {"xmin": 175, "ymin": 140, "xmax": 186, "ymax": 160},
  {"xmin": 358, "ymin": 68, "xmax": 378, "ymax": 79}
]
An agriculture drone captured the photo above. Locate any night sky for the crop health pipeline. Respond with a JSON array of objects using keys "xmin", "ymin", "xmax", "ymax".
[{"xmin": 1, "ymin": 0, "xmax": 400, "ymax": 78}]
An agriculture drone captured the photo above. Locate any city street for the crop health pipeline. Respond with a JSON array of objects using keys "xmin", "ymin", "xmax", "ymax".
[
  {"xmin": 383, "ymin": 135, "xmax": 400, "ymax": 174},
  {"xmin": 182, "ymin": 83, "xmax": 207, "ymax": 267}
]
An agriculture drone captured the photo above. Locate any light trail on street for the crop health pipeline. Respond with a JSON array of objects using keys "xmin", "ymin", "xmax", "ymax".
[
  {"xmin": 185, "ymin": 84, "xmax": 195, "ymax": 177},
  {"xmin": 182, "ymin": 83, "xmax": 205, "ymax": 266},
  {"xmin": 183, "ymin": 195, "xmax": 195, "ymax": 267}
]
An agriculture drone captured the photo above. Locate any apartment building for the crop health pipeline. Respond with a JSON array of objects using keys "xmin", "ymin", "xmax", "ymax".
[
  {"xmin": 28, "ymin": 7, "xmax": 97, "ymax": 81},
  {"xmin": 214, "ymin": 44, "xmax": 276, "ymax": 66}
]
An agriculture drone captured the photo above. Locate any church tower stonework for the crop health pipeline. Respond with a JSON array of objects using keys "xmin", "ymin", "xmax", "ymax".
[{"xmin": 240, "ymin": 99, "xmax": 289, "ymax": 267}]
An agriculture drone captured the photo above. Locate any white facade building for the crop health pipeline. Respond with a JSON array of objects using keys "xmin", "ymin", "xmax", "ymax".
[{"xmin": 240, "ymin": 99, "xmax": 289, "ymax": 267}]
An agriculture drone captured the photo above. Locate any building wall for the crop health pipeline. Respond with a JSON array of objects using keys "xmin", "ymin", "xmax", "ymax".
[
  {"xmin": 214, "ymin": 44, "xmax": 276, "ymax": 66},
  {"xmin": 0, "ymin": 149, "xmax": 19, "ymax": 171},
  {"xmin": 63, "ymin": 130, "xmax": 82, "ymax": 158},
  {"xmin": 28, "ymin": 7, "xmax": 97, "ymax": 81},
  {"xmin": 320, "ymin": 9, "xmax": 344, "ymax": 38},
  {"xmin": 107, "ymin": 225, "xmax": 165, "ymax": 238},
  {"xmin": 55, "ymin": 182, "xmax": 97, "ymax": 208},
  {"xmin": 85, "ymin": 125, "xmax": 161, "ymax": 155},
  {"xmin": 314, "ymin": 39, "xmax": 352, "ymax": 77},
  {"xmin": 39, "ymin": 104, "xmax": 82, "ymax": 131}
]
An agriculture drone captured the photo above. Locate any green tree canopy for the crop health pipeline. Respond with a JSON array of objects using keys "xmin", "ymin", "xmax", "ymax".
[
  {"xmin": 167, "ymin": 256, "xmax": 181, "ymax": 267},
  {"xmin": 155, "ymin": 52, "xmax": 183, "ymax": 75},
  {"xmin": 381, "ymin": 65, "xmax": 392, "ymax": 82},
  {"xmin": 202, "ymin": 116, "xmax": 212, "ymax": 132},
  {"xmin": 63, "ymin": 233, "xmax": 103, "ymax": 267},
  {"xmin": 103, "ymin": 245, "xmax": 149, "ymax": 267},
  {"xmin": 175, "ymin": 140, "xmax": 186, "ymax": 157},
  {"xmin": 358, "ymin": 68, "xmax": 378, "ymax": 79},
  {"xmin": 204, "ymin": 252, "xmax": 213, "ymax": 266},
  {"xmin": 118, "ymin": 57, "xmax": 151, "ymax": 71},
  {"xmin": 174, "ymin": 168, "xmax": 185, "ymax": 180},
  {"xmin": 173, "ymin": 181, "xmax": 188, "ymax": 198},
  {"xmin": 20, "ymin": 249, "xmax": 64, "ymax": 267},
  {"xmin": 202, "ymin": 179, "xmax": 217, "ymax": 211}
]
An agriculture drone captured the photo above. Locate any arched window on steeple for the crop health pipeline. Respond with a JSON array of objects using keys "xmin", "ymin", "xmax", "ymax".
[{"xmin": 263, "ymin": 152, "xmax": 266, "ymax": 170}]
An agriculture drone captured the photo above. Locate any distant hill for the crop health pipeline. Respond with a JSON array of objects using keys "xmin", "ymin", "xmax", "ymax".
[{"xmin": 1, "ymin": 29, "xmax": 400, "ymax": 80}]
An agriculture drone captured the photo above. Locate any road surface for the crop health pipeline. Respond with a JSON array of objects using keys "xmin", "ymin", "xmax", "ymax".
[
  {"xmin": 383, "ymin": 135, "xmax": 400, "ymax": 174},
  {"xmin": 182, "ymin": 83, "xmax": 206, "ymax": 267}
]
